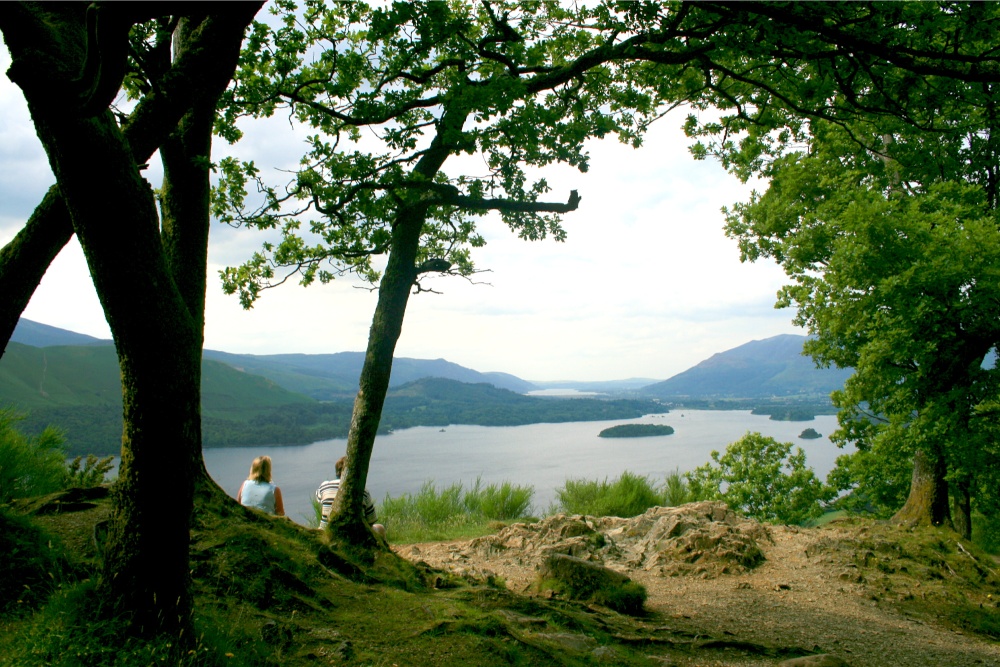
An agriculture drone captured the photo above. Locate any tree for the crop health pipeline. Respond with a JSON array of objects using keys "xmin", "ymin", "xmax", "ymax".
[
  {"xmin": 686, "ymin": 432, "xmax": 832, "ymax": 525},
  {"xmin": 722, "ymin": 117, "xmax": 1000, "ymax": 535},
  {"xmin": 214, "ymin": 0, "xmax": 721, "ymax": 544},
  {"xmin": 214, "ymin": 1, "xmax": 1000, "ymax": 546},
  {"xmin": 0, "ymin": 2, "xmax": 261, "ymax": 642}
]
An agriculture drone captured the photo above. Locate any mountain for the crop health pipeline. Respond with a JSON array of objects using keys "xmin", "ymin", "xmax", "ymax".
[
  {"xmin": 11, "ymin": 318, "xmax": 538, "ymax": 397},
  {"xmin": 0, "ymin": 341, "xmax": 316, "ymax": 455},
  {"xmin": 9, "ymin": 319, "xmax": 112, "ymax": 348},
  {"xmin": 202, "ymin": 350, "xmax": 538, "ymax": 398},
  {"xmin": 639, "ymin": 334, "xmax": 853, "ymax": 400},
  {"xmin": 529, "ymin": 378, "xmax": 660, "ymax": 393}
]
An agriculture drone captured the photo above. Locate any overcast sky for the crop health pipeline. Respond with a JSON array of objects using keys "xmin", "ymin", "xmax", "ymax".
[{"xmin": 0, "ymin": 40, "xmax": 801, "ymax": 383}]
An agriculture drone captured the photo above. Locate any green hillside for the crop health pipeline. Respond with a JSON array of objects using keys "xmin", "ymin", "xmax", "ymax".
[{"xmin": 1, "ymin": 342, "xmax": 318, "ymax": 456}]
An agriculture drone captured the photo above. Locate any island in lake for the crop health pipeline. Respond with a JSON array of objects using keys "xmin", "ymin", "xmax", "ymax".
[
  {"xmin": 799, "ymin": 427, "xmax": 822, "ymax": 439},
  {"xmin": 599, "ymin": 424, "xmax": 675, "ymax": 438}
]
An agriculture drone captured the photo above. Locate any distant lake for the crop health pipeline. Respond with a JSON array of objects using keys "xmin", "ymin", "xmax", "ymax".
[{"xmin": 203, "ymin": 410, "xmax": 848, "ymax": 525}]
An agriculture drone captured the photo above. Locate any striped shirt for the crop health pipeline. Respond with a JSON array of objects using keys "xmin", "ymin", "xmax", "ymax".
[{"xmin": 316, "ymin": 478, "xmax": 377, "ymax": 528}]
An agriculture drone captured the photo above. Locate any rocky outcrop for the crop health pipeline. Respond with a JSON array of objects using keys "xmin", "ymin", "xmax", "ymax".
[{"xmin": 468, "ymin": 501, "xmax": 770, "ymax": 580}]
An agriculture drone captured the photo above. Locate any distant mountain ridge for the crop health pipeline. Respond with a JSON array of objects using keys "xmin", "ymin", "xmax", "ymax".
[
  {"xmin": 639, "ymin": 334, "xmax": 852, "ymax": 400},
  {"xmin": 10, "ymin": 319, "xmax": 538, "ymax": 397},
  {"xmin": 11, "ymin": 319, "xmax": 112, "ymax": 348}
]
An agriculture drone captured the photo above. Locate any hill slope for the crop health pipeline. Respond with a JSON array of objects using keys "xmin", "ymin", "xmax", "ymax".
[
  {"xmin": 9, "ymin": 319, "xmax": 112, "ymax": 348},
  {"xmin": 640, "ymin": 334, "xmax": 852, "ymax": 400},
  {"xmin": 0, "ymin": 342, "xmax": 316, "ymax": 455},
  {"xmin": 203, "ymin": 349, "xmax": 538, "ymax": 398}
]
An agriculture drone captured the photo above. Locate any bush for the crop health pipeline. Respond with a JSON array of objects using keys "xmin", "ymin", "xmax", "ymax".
[
  {"xmin": 685, "ymin": 432, "xmax": 834, "ymax": 525},
  {"xmin": 556, "ymin": 471, "xmax": 662, "ymax": 518},
  {"xmin": 0, "ymin": 409, "xmax": 69, "ymax": 504},
  {"xmin": 65, "ymin": 454, "xmax": 115, "ymax": 488}
]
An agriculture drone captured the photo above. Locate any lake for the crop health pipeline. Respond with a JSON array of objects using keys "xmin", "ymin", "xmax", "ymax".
[{"xmin": 203, "ymin": 409, "xmax": 848, "ymax": 525}]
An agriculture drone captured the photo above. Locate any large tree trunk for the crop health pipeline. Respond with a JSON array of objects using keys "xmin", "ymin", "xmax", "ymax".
[
  {"xmin": 326, "ymin": 206, "xmax": 423, "ymax": 546},
  {"xmin": 892, "ymin": 447, "xmax": 953, "ymax": 529},
  {"xmin": 0, "ymin": 4, "xmax": 259, "ymax": 641}
]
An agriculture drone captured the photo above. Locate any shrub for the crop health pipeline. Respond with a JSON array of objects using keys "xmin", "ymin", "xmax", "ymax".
[
  {"xmin": 65, "ymin": 454, "xmax": 115, "ymax": 488},
  {"xmin": 0, "ymin": 409, "xmax": 69, "ymax": 504},
  {"xmin": 556, "ymin": 471, "xmax": 661, "ymax": 518},
  {"xmin": 685, "ymin": 431, "xmax": 834, "ymax": 525}
]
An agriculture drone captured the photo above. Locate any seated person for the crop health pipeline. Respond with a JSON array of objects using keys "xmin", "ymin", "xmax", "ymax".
[
  {"xmin": 237, "ymin": 455, "xmax": 285, "ymax": 516},
  {"xmin": 316, "ymin": 455, "xmax": 386, "ymax": 538}
]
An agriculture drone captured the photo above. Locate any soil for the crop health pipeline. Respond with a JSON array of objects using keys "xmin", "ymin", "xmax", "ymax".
[{"xmin": 394, "ymin": 501, "xmax": 1000, "ymax": 667}]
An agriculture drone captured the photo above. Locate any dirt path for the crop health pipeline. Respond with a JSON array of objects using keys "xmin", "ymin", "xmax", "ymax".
[{"xmin": 394, "ymin": 503, "xmax": 1000, "ymax": 666}]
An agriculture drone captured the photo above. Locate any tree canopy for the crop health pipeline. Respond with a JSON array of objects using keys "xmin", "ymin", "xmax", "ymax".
[{"xmin": 207, "ymin": 1, "xmax": 1000, "ymax": 541}]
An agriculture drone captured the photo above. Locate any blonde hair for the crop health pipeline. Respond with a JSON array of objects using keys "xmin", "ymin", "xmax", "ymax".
[
  {"xmin": 249, "ymin": 455, "xmax": 272, "ymax": 483},
  {"xmin": 335, "ymin": 455, "xmax": 347, "ymax": 478}
]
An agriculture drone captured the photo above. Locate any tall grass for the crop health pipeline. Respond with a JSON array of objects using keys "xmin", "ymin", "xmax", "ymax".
[
  {"xmin": 555, "ymin": 471, "xmax": 663, "ymax": 518},
  {"xmin": 379, "ymin": 478, "xmax": 534, "ymax": 543}
]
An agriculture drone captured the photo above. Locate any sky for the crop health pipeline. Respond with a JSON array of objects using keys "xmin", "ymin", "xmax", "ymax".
[{"xmin": 0, "ymin": 39, "xmax": 801, "ymax": 384}]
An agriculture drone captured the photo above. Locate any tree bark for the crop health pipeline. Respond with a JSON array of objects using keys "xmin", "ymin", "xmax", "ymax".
[
  {"xmin": 951, "ymin": 475, "xmax": 972, "ymax": 540},
  {"xmin": 0, "ymin": 3, "xmax": 259, "ymax": 641},
  {"xmin": 0, "ymin": 190, "xmax": 74, "ymax": 356},
  {"xmin": 328, "ymin": 104, "xmax": 471, "ymax": 544},
  {"xmin": 892, "ymin": 447, "xmax": 953, "ymax": 529}
]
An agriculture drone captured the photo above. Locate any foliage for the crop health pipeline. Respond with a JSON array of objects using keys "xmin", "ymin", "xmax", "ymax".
[
  {"xmin": 65, "ymin": 455, "xmax": 115, "ymax": 488},
  {"xmin": 0, "ymin": 409, "xmax": 70, "ymax": 504},
  {"xmin": 798, "ymin": 428, "xmax": 822, "ymax": 440},
  {"xmin": 555, "ymin": 471, "xmax": 662, "ymax": 519},
  {"xmin": 723, "ymin": 114, "xmax": 1000, "ymax": 527},
  {"xmin": 379, "ymin": 479, "xmax": 534, "ymax": 543},
  {"xmin": 685, "ymin": 432, "xmax": 833, "ymax": 525},
  {"xmin": 598, "ymin": 424, "xmax": 674, "ymax": 438}
]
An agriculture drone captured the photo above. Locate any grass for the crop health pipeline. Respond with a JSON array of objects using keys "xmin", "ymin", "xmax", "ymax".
[
  {"xmin": 554, "ymin": 471, "xmax": 665, "ymax": 518},
  {"xmin": 379, "ymin": 478, "xmax": 535, "ymax": 543},
  {"xmin": 379, "ymin": 470, "xmax": 696, "ymax": 542},
  {"xmin": 5, "ymin": 476, "xmax": 1000, "ymax": 666}
]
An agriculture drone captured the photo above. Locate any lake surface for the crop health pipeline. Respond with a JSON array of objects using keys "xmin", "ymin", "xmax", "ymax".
[{"xmin": 204, "ymin": 410, "xmax": 847, "ymax": 525}]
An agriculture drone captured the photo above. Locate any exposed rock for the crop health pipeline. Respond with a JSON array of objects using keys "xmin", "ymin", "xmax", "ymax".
[{"xmin": 468, "ymin": 501, "xmax": 769, "ymax": 580}]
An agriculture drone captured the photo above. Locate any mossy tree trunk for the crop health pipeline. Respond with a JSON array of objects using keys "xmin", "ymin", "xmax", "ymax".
[
  {"xmin": 892, "ymin": 447, "xmax": 953, "ymax": 530},
  {"xmin": 0, "ymin": 3, "xmax": 259, "ymax": 639}
]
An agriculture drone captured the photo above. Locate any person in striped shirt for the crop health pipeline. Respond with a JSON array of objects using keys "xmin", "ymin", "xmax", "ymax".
[{"xmin": 316, "ymin": 455, "xmax": 386, "ymax": 538}]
